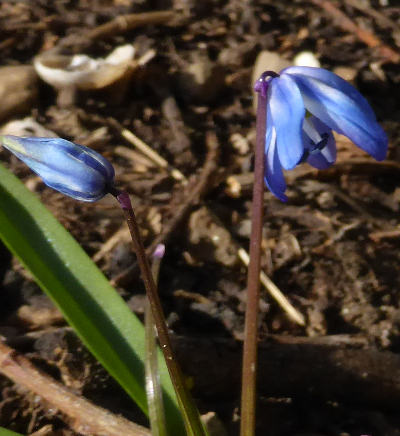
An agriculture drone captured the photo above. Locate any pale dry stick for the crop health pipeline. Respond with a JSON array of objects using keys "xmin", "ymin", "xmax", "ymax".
[
  {"xmin": 127, "ymin": 49, "xmax": 157, "ymax": 74},
  {"xmin": 119, "ymin": 126, "xmax": 305, "ymax": 326},
  {"xmin": 120, "ymin": 128, "xmax": 187, "ymax": 185},
  {"xmin": 137, "ymin": 49, "xmax": 157, "ymax": 67},
  {"xmin": 238, "ymin": 249, "xmax": 305, "ymax": 326},
  {"xmin": 115, "ymin": 145, "xmax": 158, "ymax": 169},
  {"xmin": 30, "ymin": 424, "xmax": 53, "ymax": 435},
  {"xmin": 92, "ymin": 226, "xmax": 130, "ymax": 263},
  {"xmin": 0, "ymin": 341, "xmax": 151, "ymax": 436},
  {"xmin": 79, "ymin": 111, "xmax": 187, "ymax": 184},
  {"xmin": 369, "ymin": 229, "xmax": 400, "ymax": 242}
]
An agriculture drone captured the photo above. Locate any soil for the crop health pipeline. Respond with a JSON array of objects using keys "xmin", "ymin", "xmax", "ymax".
[{"xmin": 0, "ymin": 1, "xmax": 400, "ymax": 435}]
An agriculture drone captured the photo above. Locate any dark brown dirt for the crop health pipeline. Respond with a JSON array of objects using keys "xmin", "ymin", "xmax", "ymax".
[{"xmin": 1, "ymin": 1, "xmax": 400, "ymax": 435}]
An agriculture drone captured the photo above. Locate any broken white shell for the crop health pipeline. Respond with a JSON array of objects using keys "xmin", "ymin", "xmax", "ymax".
[
  {"xmin": 34, "ymin": 44, "xmax": 135, "ymax": 90},
  {"xmin": 0, "ymin": 117, "xmax": 58, "ymax": 138}
]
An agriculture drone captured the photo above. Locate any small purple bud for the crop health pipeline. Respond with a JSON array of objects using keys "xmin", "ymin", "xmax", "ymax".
[{"xmin": 153, "ymin": 244, "xmax": 166, "ymax": 260}]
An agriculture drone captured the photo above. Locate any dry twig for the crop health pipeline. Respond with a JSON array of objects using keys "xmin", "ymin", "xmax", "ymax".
[
  {"xmin": 85, "ymin": 11, "xmax": 175, "ymax": 41},
  {"xmin": 238, "ymin": 249, "xmax": 305, "ymax": 325},
  {"xmin": 57, "ymin": 11, "xmax": 176, "ymax": 52},
  {"xmin": 310, "ymin": 0, "xmax": 400, "ymax": 63},
  {"xmin": 0, "ymin": 340, "xmax": 150, "ymax": 436}
]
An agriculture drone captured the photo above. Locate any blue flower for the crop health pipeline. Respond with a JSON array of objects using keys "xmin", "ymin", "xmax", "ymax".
[
  {"xmin": 255, "ymin": 66, "xmax": 388, "ymax": 201},
  {"xmin": 1, "ymin": 135, "xmax": 115, "ymax": 201}
]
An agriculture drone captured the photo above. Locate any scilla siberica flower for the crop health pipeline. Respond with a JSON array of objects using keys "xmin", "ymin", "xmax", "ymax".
[
  {"xmin": 1, "ymin": 135, "xmax": 115, "ymax": 201},
  {"xmin": 254, "ymin": 66, "xmax": 388, "ymax": 201}
]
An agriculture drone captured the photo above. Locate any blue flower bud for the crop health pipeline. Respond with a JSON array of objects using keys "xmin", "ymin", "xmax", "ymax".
[
  {"xmin": 255, "ymin": 66, "xmax": 388, "ymax": 201},
  {"xmin": 1, "ymin": 135, "xmax": 115, "ymax": 202}
]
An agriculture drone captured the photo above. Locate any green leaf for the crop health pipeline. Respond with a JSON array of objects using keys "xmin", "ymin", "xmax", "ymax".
[
  {"xmin": 0, "ymin": 428, "xmax": 23, "ymax": 436},
  {"xmin": 0, "ymin": 163, "xmax": 184, "ymax": 435}
]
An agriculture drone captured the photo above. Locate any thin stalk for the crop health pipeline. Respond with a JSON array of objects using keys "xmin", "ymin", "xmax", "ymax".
[
  {"xmin": 145, "ymin": 244, "xmax": 168, "ymax": 436},
  {"xmin": 114, "ymin": 191, "xmax": 207, "ymax": 436},
  {"xmin": 240, "ymin": 92, "xmax": 267, "ymax": 436}
]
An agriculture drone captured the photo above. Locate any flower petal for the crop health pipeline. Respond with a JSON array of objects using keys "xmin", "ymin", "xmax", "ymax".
[
  {"xmin": 268, "ymin": 74, "xmax": 305, "ymax": 170},
  {"xmin": 283, "ymin": 66, "xmax": 376, "ymax": 119},
  {"xmin": 285, "ymin": 69, "xmax": 387, "ymax": 161},
  {"xmin": 264, "ymin": 112, "xmax": 287, "ymax": 201}
]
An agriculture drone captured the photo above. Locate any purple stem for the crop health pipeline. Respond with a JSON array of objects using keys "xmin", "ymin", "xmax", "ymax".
[
  {"xmin": 114, "ymin": 191, "xmax": 205, "ymax": 436},
  {"xmin": 240, "ymin": 91, "xmax": 267, "ymax": 436},
  {"xmin": 115, "ymin": 192, "xmax": 176, "ymax": 367}
]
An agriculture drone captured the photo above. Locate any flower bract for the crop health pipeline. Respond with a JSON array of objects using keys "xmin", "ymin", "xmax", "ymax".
[
  {"xmin": 255, "ymin": 66, "xmax": 388, "ymax": 201},
  {"xmin": 1, "ymin": 135, "xmax": 115, "ymax": 202}
]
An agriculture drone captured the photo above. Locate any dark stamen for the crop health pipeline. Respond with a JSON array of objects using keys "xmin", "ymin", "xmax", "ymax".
[
  {"xmin": 299, "ymin": 132, "xmax": 330, "ymax": 164},
  {"xmin": 309, "ymin": 133, "xmax": 329, "ymax": 155}
]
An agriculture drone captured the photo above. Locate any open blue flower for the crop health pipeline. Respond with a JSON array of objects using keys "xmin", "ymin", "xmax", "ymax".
[
  {"xmin": 255, "ymin": 66, "xmax": 388, "ymax": 201},
  {"xmin": 1, "ymin": 135, "xmax": 115, "ymax": 201}
]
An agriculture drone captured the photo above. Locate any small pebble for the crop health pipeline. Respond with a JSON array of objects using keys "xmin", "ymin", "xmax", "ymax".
[{"xmin": 293, "ymin": 51, "xmax": 320, "ymax": 68}]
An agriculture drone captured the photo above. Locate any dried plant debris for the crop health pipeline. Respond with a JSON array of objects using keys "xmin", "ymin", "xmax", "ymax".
[{"xmin": 0, "ymin": 0, "xmax": 400, "ymax": 434}]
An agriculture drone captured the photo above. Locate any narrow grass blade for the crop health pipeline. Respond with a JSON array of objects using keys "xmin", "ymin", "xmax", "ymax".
[
  {"xmin": 145, "ymin": 245, "xmax": 168, "ymax": 436},
  {"xmin": 0, "ymin": 428, "xmax": 23, "ymax": 436},
  {"xmin": 0, "ymin": 163, "xmax": 184, "ymax": 435}
]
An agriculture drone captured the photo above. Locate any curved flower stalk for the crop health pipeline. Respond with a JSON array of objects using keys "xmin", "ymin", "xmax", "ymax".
[
  {"xmin": 1, "ymin": 135, "xmax": 115, "ymax": 202},
  {"xmin": 254, "ymin": 66, "xmax": 388, "ymax": 201}
]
